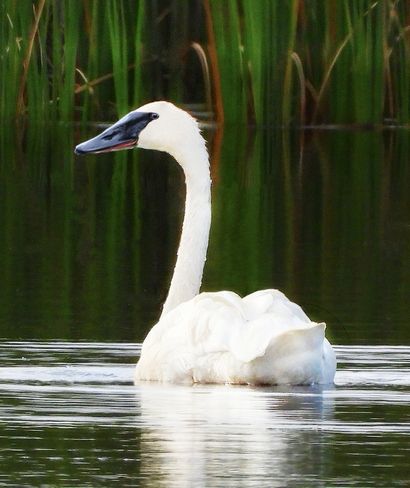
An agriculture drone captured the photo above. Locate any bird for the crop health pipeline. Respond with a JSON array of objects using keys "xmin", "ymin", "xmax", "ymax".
[{"xmin": 75, "ymin": 101, "xmax": 336, "ymax": 385}]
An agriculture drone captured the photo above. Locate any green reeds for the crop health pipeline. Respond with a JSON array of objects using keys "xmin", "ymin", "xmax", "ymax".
[
  {"xmin": 1, "ymin": 0, "xmax": 410, "ymax": 125},
  {"xmin": 0, "ymin": 1, "xmax": 26, "ymax": 118},
  {"xmin": 207, "ymin": 0, "xmax": 247, "ymax": 123},
  {"xmin": 211, "ymin": 0, "xmax": 410, "ymax": 125},
  {"xmin": 106, "ymin": 1, "xmax": 129, "ymax": 116}
]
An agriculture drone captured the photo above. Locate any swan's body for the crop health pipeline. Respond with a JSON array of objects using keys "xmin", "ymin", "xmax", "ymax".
[
  {"xmin": 135, "ymin": 289, "xmax": 335, "ymax": 384},
  {"xmin": 75, "ymin": 101, "xmax": 336, "ymax": 385}
]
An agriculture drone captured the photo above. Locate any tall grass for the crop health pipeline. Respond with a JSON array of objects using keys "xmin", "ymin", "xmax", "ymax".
[{"xmin": 0, "ymin": 0, "xmax": 410, "ymax": 125}]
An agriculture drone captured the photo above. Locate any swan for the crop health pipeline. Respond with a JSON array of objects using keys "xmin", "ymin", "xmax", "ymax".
[{"xmin": 75, "ymin": 101, "xmax": 336, "ymax": 385}]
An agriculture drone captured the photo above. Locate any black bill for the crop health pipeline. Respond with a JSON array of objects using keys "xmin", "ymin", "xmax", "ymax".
[{"xmin": 75, "ymin": 111, "xmax": 159, "ymax": 155}]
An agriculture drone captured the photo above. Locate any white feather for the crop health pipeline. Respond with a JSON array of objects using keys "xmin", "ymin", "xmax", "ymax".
[{"xmin": 135, "ymin": 289, "xmax": 336, "ymax": 385}]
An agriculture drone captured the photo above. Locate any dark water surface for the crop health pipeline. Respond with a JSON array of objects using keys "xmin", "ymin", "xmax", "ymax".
[
  {"xmin": 1, "ymin": 125, "xmax": 409, "ymax": 343},
  {"xmin": 0, "ymin": 124, "xmax": 409, "ymax": 485},
  {"xmin": 0, "ymin": 342, "xmax": 409, "ymax": 487}
]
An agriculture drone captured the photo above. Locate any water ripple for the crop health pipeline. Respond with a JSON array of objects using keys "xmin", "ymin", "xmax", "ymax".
[{"xmin": 0, "ymin": 342, "xmax": 409, "ymax": 487}]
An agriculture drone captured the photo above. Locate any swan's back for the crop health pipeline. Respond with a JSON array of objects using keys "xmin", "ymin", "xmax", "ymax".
[{"xmin": 135, "ymin": 289, "xmax": 336, "ymax": 385}]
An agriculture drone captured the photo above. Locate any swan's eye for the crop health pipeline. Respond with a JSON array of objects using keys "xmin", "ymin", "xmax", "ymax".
[{"xmin": 150, "ymin": 113, "xmax": 159, "ymax": 120}]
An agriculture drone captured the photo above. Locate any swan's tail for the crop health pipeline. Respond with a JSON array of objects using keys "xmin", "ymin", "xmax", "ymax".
[{"xmin": 233, "ymin": 323, "xmax": 332, "ymax": 385}]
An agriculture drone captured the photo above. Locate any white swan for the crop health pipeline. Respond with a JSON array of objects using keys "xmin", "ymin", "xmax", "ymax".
[{"xmin": 75, "ymin": 101, "xmax": 336, "ymax": 385}]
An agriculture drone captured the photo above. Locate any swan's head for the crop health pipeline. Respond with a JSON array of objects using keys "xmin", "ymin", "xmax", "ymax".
[{"xmin": 74, "ymin": 101, "xmax": 202, "ymax": 158}]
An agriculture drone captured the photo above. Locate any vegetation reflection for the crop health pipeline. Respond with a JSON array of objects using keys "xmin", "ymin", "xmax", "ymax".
[{"xmin": 0, "ymin": 124, "xmax": 408, "ymax": 343}]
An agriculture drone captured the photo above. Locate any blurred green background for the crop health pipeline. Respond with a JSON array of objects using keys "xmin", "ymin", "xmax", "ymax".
[{"xmin": 0, "ymin": 1, "xmax": 409, "ymax": 344}]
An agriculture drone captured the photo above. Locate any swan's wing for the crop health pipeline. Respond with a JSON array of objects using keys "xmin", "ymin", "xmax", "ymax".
[
  {"xmin": 232, "ymin": 290, "xmax": 323, "ymax": 362},
  {"xmin": 137, "ymin": 290, "xmax": 327, "ymax": 383},
  {"xmin": 229, "ymin": 314, "xmax": 326, "ymax": 363},
  {"xmin": 136, "ymin": 291, "xmax": 243, "ymax": 381},
  {"xmin": 242, "ymin": 289, "xmax": 311, "ymax": 323},
  {"xmin": 170, "ymin": 290, "xmax": 320, "ymax": 359}
]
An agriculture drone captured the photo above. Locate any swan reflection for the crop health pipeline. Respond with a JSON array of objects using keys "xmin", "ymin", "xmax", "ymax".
[{"xmin": 135, "ymin": 383, "xmax": 334, "ymax": 487}]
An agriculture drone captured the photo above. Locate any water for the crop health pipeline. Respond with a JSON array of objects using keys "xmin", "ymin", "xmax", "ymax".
[
  {"xmin": 0, "ymin": 125, "xmax": 409, "ymax": 485},
  {"xmin": 0, "ymin": 342, "xmax": 409, "ymax": 487},
  {"xmin": 1, "ymin": 126, "xmax": 409, "ymax": 344}
]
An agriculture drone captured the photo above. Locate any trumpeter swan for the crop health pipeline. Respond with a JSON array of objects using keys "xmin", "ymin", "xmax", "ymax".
[{"xmin": 75, "ymin": 101, "xmax": 336, "ymax": 385}]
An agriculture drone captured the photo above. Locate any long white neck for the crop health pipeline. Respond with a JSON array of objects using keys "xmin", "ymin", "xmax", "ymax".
[{"xmin": 161, "ymin": 139, "xmax": 211, "ymax": 317}]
